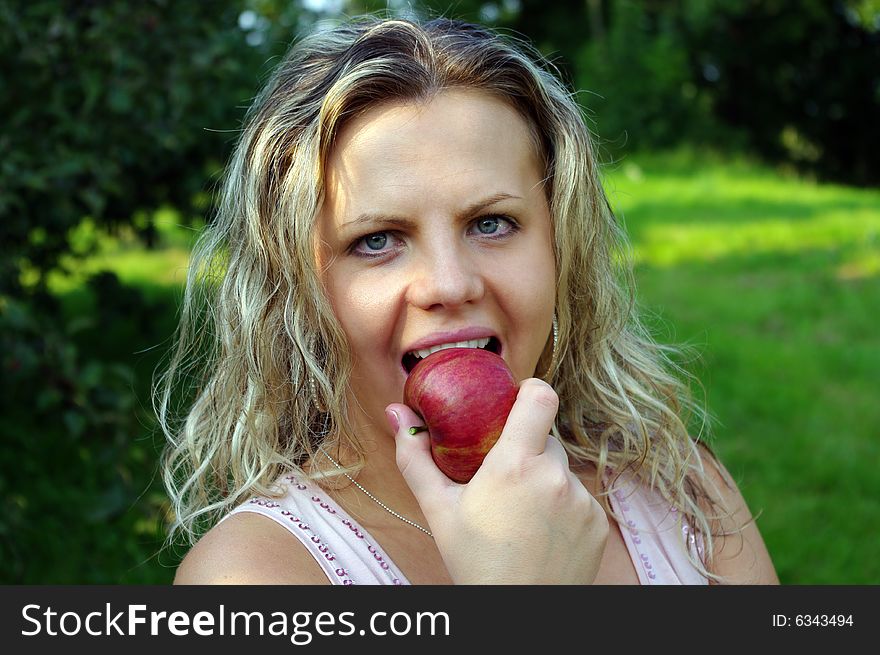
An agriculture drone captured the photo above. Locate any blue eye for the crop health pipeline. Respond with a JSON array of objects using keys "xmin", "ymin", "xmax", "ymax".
[
  {"xmin": 476, "ymin": 217, "xmax": 501, "ymax": 234},
  {"xmin": 349, "ymin": 231, "xmax": 397, "ymax": 259},
  {"xmin": 472, "ymin": 214, "xmax": 518, "ymax": 239},
  {"xmin": 364, "ymin": 233, "xmax": 388, "ymax": 250}
]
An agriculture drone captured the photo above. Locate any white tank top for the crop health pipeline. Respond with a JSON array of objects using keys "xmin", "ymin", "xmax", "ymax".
[{"xmin": 223, "ymin": 470, "xmax": 708, "ymax": 585}]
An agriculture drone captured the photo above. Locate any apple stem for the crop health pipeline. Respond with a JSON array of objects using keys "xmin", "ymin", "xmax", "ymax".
[{"xmin": 408, "ymin": 425, "xmax": 428, "ymax": 435}]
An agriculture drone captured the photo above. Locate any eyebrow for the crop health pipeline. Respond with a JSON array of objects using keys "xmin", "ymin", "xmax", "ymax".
[{"xmin": 339, "ymin": 192, "xmax": 522, "ymax": 231}]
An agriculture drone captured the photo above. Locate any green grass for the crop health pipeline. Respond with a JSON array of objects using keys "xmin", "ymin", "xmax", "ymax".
[
  {"xmin": 44, "ymin": 150, "xmax": 880, "ymax": 584},
  {"xmin": 49, "ymin": 207, "xmax": 198, "ymax": 295},
  {"xmin": 604, "ymin": 149, "xmax": 880, "ymax": 584}
]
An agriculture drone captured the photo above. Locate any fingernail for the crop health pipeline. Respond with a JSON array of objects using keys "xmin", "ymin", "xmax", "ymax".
[{"xmin": 385, "ymin": 408, "xmax": 400, "ymax": 433}]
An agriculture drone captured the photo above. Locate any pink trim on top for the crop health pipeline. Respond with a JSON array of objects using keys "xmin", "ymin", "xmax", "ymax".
[
  {"xmin": 604, "ymin": 469, "xmax": 708, "ymax": 585},
  {"xmin": 222, "ymin": 475, "xmax": 409, "ymax": 585}
]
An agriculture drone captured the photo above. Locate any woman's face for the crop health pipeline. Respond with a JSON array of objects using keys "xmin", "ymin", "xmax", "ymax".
[{"xmin": 316, "ymin": 89, "xmax": 556, "ymax": 430}]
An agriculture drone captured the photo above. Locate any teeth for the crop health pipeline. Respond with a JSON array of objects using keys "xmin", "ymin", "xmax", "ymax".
[{"xmin": 410, "ymin": 337, "xmax": 490, "ymax": 360}]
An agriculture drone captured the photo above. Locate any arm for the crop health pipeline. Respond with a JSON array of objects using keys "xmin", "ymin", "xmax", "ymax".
[
  {"xmin": 174, "ymin": 512, "xmax": 330, "ymax": 585},
  {"xmin": 697, "ymin": 445, "xmax": 780, "ymax": 585}
]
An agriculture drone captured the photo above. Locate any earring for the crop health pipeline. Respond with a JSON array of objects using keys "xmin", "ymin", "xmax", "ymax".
[
  {"xmin": 308, "ymin": 370, "xmax": 328, "ymax": 413},
  {"xmin": 541, "ymin": 312, "xmax": 560, "ymax": 381}
]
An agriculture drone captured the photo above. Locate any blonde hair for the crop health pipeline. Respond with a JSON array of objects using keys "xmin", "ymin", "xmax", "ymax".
[{"xmin": 157, "ymin": 15, "xmax": 742, "ymax": 582}]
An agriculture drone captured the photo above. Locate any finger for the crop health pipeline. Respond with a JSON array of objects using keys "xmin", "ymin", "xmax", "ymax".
[
  {"xmin": 495, "ymin": 378, "xmax": 559, "ymax": 457},
  {"xmin": 385, "ymin": 403, "xmax": 456, "ymax": 511}
]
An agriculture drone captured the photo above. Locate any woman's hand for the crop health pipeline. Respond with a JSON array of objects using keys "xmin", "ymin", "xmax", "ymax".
[{"xmin": 387, "ymin": 378, "xmax": 609, "ymax": 584}]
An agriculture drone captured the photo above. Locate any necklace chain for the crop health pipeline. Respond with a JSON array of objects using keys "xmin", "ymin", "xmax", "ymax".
[{"xmin": 319, "ymin": 447, "xmax": 433, "ymax": 538}]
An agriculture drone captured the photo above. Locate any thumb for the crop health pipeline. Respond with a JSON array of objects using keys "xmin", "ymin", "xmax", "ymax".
[{"xmin": 385, "ymin": 403, "xmax": 455, "ymax": 512}]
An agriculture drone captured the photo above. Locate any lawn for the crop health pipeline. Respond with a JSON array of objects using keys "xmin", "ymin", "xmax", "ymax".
[
  {"xmin": 604, "ymin": 150, "xmax": 880, "ymax": 584},
  {"xmin": 44, "ymin": 151, "xmax": 880, "ymax": 584}
]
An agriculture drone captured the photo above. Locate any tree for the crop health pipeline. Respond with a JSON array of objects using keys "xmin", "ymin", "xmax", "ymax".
[
  {"xmin": 0, "ymin": 0, "xmax": 304, "ymax": 583},
  {"xmin": 0, "ymin": 0, "xmax": 295, "ymax": 299},
  {"xmin": 687, "ymin": 0, "xmax": 880, "ymax": 185}
]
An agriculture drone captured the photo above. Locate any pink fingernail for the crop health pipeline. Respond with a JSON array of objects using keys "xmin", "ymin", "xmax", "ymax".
[{"xmin": 385, "ymin": 408, "xmax": 400, "ymax": 433}]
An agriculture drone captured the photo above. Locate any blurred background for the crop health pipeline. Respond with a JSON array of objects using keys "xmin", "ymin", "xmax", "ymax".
[{"xmin": 1, "ymin": 0, "xmax": 878, "ymax": 584}]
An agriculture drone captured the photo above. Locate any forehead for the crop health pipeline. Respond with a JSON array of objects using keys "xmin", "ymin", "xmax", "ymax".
[{"xmin": 320, "ymin": 89, "xmax": 545, "ymax": 227}]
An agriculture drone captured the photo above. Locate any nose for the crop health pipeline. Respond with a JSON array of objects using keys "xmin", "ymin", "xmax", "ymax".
[{"xmin": 405, "ymin": 240, "xmax": 485, "ymax": 311}]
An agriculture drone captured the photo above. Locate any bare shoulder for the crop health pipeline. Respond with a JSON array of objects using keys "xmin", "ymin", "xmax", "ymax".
[
  {"xmin": 696, "ymin": 444, "xmax": 780, "ymax": 585},
  {"xmin": 174, "ymin": 512, "xmax": 330, "ymax": 585}
]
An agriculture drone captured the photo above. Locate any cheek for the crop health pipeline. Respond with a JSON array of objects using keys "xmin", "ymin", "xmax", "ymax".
[
  {"xmin": 326, "ymin": 270, "xmax": 400, "ymax": 360},
  {"xmin": 518, "ymin": 273, "xmax": 556, "ymax": 341},
  {"xmin": 493, "ymin": 249, "xmax": 556, "ymax": 364},
  {"xmin": 501, "ymin": 232, "xmax": 556, "ymax": 312}
]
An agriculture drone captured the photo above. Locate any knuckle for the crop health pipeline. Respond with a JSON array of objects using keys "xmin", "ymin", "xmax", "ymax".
[
  {"xmin": 547, "ymin": 469, "xmax": 571, "ymax": 498},
  {"xmin": 496, "ymin": 451, "xmax": 545, "ymax": 486},
  {"xmin": 571, "ymin": 487, "xmax": 606, "ymax": 521},
  {"xmin": 521, "ymin": 379, "xmax": 559, "ymax": 411},
  {"xmin": 503, "ymin": 457, "xmax": 535, "ymax": 485}
]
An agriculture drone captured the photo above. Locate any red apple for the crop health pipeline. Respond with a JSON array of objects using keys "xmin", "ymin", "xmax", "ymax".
[{"xmin": 403, "ymin": 347, "xmax": 518, "ymax": 483}]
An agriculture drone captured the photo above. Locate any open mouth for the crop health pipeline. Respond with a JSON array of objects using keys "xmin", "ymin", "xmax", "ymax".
[{"xmin": 402, "ymin": 336, "xmax": 502, "ymax": 374}]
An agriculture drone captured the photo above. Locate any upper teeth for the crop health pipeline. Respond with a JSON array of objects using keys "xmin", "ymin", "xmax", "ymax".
[{"xmin": 410, "ymin": 337, "xmax": 491, "ymax": 360}]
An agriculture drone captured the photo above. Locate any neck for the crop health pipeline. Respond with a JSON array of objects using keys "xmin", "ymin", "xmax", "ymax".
[{"xmin": 315, "ymin": 406, "xmax": 431, "ymax": 536}]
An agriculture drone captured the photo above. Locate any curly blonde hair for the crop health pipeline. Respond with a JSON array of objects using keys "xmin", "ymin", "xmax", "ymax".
[{"xmin": 156, "ymin": 15, "xmax": 739, "ymax": 582}]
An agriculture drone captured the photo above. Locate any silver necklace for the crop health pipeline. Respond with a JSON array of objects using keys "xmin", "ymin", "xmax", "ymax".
[{"xmin": 319, "ymin": 447, "xmax": 434, "ymax": 538}]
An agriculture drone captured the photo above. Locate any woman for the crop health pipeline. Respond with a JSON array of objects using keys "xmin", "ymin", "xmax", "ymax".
[{"xmin": 159, "ymin": 16, "xmax": 778, "ymax": 585}]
